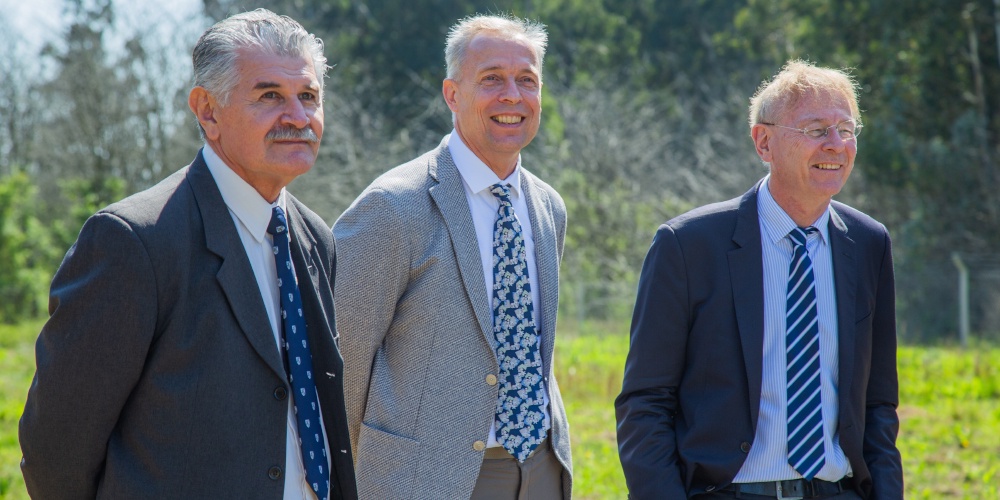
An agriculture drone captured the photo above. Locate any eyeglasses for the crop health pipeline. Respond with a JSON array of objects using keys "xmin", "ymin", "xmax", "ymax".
[{"xmin": 760, "ymin": 119, "xmax": 862, "ymax": 141}]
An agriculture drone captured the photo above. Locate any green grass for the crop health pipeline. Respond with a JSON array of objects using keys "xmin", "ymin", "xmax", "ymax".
[
  {"xmin": 555, "ymin": 324, "xmax": 1000, "ymax": 499},
  {"xmin": 0, "ymin": 320, "xmax": 41, "ymax": 499},
  {"xmin": 2, "ymin": 320, "xmax": 998, "ymax": 499}
]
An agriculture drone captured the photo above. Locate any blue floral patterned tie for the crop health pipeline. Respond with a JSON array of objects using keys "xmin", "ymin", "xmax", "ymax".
[
  {"xmin": 268, "ymin": 206, "xmax": 329, "ymax": 500},
  {"xmin": 489, "ymin": 183, "xmax": 547, "ymax": 462},
  {"xmin": 785, "ymin": 226, "xmax": 825, "ymax": 480}
]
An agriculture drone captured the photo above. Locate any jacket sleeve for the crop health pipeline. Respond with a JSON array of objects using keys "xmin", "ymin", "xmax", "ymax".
[
  {"xmin": 863, "ymin": 227, "xmax": 904, "ymax": 499},
  {"xmin": 614, "ymin": 224, "xmax": 689, "ymax": 499},
  {"xmin": 332, "ymin": 187, "xmax": 411, "ymax": 462},
  {"xmin": 19, "ymin": 213, "xmax": 157, "ymax": 499}
]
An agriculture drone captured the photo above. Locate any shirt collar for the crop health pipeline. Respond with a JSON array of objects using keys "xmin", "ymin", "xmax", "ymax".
[
  {"xmin": 758, "ymin": 175, "xmax": 830, "ymax": 246},
  {"xmin": 447, "ymin": 129, "xmax": 523, "ymax": 199},
  {"xmin": 202, "ymin": 143, "xmax": 287, "ymax": 243}
]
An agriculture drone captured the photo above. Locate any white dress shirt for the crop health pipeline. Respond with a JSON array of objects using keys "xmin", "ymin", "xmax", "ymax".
[
  {"xmin": 447, "ymin": 130, "xmax": 552, "ymax": 448},
  {"xmin": 733, "ymin": 176, "xmax": 852, "ymax": 483},
  {"xmin": 203, "ymin": 144, "xmax": 329, "ymax": 500}
]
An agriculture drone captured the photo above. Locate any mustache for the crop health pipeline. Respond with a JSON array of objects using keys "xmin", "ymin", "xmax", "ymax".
[{"xmin": 265, "ymin": 126, "xmax": 319, "ymax": 143}]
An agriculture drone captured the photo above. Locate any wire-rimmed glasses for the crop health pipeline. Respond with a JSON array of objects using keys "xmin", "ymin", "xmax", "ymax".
[{"xmin": 760, "ymin": 119, "xmax": 862, "ymax": 141}]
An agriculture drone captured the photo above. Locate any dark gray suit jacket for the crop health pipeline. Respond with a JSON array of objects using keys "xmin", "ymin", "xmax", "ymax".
[
  {"xmin": 19, "ymin": 152, "xmax": 357, "ymax": 499},
  {"xmin": 615, "ymin": 180, "xmax": 903, "ymax": 499}
]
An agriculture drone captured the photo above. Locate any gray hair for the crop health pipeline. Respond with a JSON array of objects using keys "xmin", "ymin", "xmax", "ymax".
[
  {"xmin": 444, "ymin": 13, "xmax": 548, "ymax": 81},
  {"xmin": 192, "ymin": 8, "xmax": 327, "ymax": 106},
  {"xmin": 748, "ymin": 59, "xmax": 861, "ymax": 129}
]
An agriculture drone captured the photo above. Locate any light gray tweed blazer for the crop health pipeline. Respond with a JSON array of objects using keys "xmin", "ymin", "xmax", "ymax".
[{"xmin": 333, "ymin": 135, "xmax": 572, "ymax": 499}]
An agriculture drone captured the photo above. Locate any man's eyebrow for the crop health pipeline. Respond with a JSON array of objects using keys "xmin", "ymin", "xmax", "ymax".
[
  {"xmin": 252, "ymin": 81, "xmax": 321, "ymax": 92},
  {"xmin": 252, "ymin": 81, "xmax": 281, "ymax": 91}
]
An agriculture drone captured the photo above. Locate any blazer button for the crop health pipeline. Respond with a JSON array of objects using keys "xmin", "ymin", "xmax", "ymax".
[
  {"xmin": 274, "ymin": 387, "xmax": 287, "ymax": 401},
  {"xmin": 268, "ymin": 466, "xmax": 282, "ymax": 480},
  {"xmin": 706, "ymin": 485, "xmax": 716, "ymax": 492},
  {"xmin": 485, "ymin": 374, "xmax": 498, "ymax": 386},
  {"xmin": 473, "ymin": 440, "xmax": 486, "ymax": 451},
  {"xmin": 740, "ymin": 441, "xmax": 752, "ymax": 453}
]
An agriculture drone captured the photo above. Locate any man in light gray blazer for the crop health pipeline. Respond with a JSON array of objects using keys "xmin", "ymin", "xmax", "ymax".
[
  {"xmin": 334, "ymin": 13, "xmax": 572, "ymax": 500},
  {"xmin": 19, "ymin": 10, "xmax": 356, "ymax": 499}
]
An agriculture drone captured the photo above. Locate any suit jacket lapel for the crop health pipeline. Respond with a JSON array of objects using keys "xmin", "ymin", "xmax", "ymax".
[
  {"xmin": 285, "ymin": 201, "xmax": 338, "ymax": 364},
  {"xmin": 427, "ymin": 142, "xmax": 495, "ymax": 349},
  {"xmin": 828, "ymin": 207, "xmax": 857, "ymax": 414},
  {"xmin": 188, "ymin": 152, "xmax": 286, "ymax": 379},
  {"xmin": 728, "ymin": 181, "xmax": 766, "ymax": 428},
  {"xmin": 521, "ymin": 172, "xmax": 559, "ymax": 375}
]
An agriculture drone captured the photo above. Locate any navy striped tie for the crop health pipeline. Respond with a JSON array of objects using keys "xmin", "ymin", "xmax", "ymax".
[{"xmin": 785, "ymin": 226, "xmax": 825, "ymax": 480}]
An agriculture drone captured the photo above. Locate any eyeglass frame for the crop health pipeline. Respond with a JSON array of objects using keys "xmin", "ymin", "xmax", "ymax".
[{"xmin": 758, "ymin": 119, "xmax": 863, "ymax": 141}]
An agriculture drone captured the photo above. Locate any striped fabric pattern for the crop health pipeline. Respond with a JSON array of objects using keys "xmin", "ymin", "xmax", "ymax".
[{"xmin": 785, "ymin": 226, "xmax": 826, "ymax": 480}]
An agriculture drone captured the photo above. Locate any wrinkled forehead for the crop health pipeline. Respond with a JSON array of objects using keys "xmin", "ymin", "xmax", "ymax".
[{"xmin": 773, "ymin": 87, "xmax": 858, "ymax": 123}]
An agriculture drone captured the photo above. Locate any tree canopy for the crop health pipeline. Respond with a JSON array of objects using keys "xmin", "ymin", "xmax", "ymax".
[{"xmin": 1, "ymin": 0, "xmax": 998, "ymax": 339}]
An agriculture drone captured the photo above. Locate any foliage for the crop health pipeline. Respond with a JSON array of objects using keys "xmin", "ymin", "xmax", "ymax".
[
  {"xmin": 4, "ymin": 0, "xmax": 1000, "ymax": 331},
  {"xmin": 0, "ymin": 174, "xmax": 58, "ymax": 323}
]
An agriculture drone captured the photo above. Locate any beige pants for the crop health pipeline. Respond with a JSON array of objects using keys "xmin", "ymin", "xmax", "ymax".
[{"xmin": 470, "ymin": 439, "xmax": 563, "ymax": 500}]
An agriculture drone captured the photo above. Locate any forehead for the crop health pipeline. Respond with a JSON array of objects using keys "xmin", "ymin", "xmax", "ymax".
[
  {"xmin": 234, "ymin": 48, "xmax": 320, "ymax": 87},
  {"xmin": 463, "ymin": 33, "xmax": 540, "ymax": 74},
  {"xmin": 779, "ymin": 89, "xmax": 854, "ymax": 124}
]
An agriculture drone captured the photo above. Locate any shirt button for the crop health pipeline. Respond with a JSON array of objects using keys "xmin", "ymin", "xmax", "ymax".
[
  {"xmin": 268, "ymin": 466, "xmax": 282, "ymax": 480},
  {"xmin": 273, "ymin": 387, "xmax": 287, "ymax": 401},
  {"xmin": 473, "ymin": 440, "xmax": 486, "ymax": 451},
  {"xmin": 741, "ymin": 441, "xmax": 752, "ymax": 453},
  {"xmin": 485, "ymin": 374, "xmax": 498, "ymax": 386}
]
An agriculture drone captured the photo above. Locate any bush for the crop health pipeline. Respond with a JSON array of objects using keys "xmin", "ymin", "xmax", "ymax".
[{"xmin": 0, "ymin": 172, "xmax": 58, "ymax": 323}]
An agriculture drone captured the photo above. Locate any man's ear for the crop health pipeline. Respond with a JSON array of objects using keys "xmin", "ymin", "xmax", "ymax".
[
  {"xmin": 751, "ymin": 124, "xmax": 773, "ymax": 163},
  {"xmin": 442, "ymin": 79, "xmax": 460, "ymax": 113},
  {"xmin": 188, "ymin": 86, "xmax": 221, "ymax": 141}
]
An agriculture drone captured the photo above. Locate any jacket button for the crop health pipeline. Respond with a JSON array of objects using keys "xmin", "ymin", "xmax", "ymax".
[
  {"xmin": 740, "ymin": 441, "xmax": 751, "ymax": 453},
  {"xmin": 274, "ymin": 387, "xmax": 287, "ymax": 400},
  {"xmin": 473, "ymin": 440, "xmax": 486, "ymax": 451},
  {"xmin": 268, "ymin": 466, "xmax": 282, "ymax": 480},
  {"xmin": 485, "ymin": 374, "xmax": 498, "ymax": 386},
  {"xmin": 706, "ymin": 485, "xmax": 716, "ymax": 492}
]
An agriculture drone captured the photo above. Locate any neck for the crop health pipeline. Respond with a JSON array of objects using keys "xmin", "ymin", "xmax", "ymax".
[
  {"xmin": 453, "ymin": 129, "xmax": 519, "ymax": 180},
  {"xmin": 770, "ymin": 190, "xmax": 829, "ymax": 227}
]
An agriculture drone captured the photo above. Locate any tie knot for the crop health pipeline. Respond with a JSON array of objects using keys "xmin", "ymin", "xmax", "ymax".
[
  {"xmin": 788, "ymin": 226, "xmax": 816, "ymax": 247},
  {"xmin": 267, "ymin": 206, "xmax": 287, "ymax": 236},
  {"xmin": 490, "ymin": 183, "xmax": 513, "ymax": 205}
]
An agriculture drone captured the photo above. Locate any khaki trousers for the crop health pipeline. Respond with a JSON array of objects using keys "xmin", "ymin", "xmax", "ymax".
[{"xmin": 470, "ymin": 439, "xmax": 563, "ymax": 500}]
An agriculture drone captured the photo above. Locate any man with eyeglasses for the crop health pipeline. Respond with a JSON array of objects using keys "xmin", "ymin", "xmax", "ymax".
[{"xmin": 616, "ymin": 60, "xmax": 903, "ymax": 500}]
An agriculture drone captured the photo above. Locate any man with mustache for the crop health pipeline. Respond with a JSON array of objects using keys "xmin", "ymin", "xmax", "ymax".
[
  {"xmin": 19, "ymin": 9, "xmax": 356, "ymax": 499},
  {"xmin": 333, "ymin": 13, "xmax": 572, "ymax": 499},
  {"xmin": 616, "ymin": 60, "xmax": 902, "ymax": 499}
]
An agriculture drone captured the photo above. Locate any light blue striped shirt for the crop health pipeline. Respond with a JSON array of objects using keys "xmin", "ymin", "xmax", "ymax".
[{"xmin": 733, "ymin": 176, "xmax": 852, "ymax": 483}]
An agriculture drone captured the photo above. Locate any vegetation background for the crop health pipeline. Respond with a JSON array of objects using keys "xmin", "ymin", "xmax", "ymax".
[{"xmin": 1, "ymin": 0, "xmax": 999, "ymax": 498}]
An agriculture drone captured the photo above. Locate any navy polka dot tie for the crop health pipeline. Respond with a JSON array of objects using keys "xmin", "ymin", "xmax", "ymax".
[
  {"xmin": 489, "ymin": 183, "xmax": 547, "ymax": 462},
  {"xmin": 268, "ymin": 206, "xmax": 329, "ymax": 500},
  {"xmin": 785, "ymin": 226, "xmax": 825, "ymax": 480}
]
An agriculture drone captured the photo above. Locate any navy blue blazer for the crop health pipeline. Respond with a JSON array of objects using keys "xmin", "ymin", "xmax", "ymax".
[{"xmin": 615, "ymin": 180, "xmax": 903, "ymax": 499}]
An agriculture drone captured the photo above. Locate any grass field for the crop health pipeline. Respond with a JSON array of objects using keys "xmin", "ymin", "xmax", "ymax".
[
  {"xmin": 556, "ymin": 325, "xmax": 1000, "ymax": 499},
  {"xmin": 2, "ymin": 320, "xmax": 999, "ymax": 498}
]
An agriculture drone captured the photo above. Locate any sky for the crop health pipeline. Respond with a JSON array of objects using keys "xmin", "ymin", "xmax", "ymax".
[{"xmin": 1, "ymin": 0, "xmax": 204, "ymax": 54}]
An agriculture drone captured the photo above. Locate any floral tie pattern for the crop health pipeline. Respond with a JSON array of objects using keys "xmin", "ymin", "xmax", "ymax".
[{"xmin": 489, "ymin": 183, "xmax": 548, "ymax": 462}]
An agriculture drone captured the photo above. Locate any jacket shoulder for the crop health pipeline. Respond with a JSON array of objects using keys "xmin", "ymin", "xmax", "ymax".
[{"xmin": 666, "ymin": 194, "xmax": 743, "ymax": 237}]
